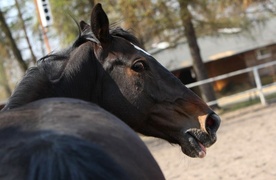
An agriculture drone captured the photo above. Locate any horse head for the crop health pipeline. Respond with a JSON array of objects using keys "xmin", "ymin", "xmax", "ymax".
[{"xmin": 78, "ymin": 4, "xmax": 220, "ymax": 158}]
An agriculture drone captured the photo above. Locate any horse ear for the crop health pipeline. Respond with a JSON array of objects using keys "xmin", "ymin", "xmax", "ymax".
[
  {"xmin": 80, "ymin": 20, "xmax": 90, "ymax": 32},
  {"xmin": 90, "ymin": 3, "xmax": 111, "ymax": 43}
]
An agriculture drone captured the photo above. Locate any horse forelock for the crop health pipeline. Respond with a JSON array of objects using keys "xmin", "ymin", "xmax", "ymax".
[
  {"xmin": 69, "ymin": 26, "xmax": 143, "ymax": 64},
  {"xmin": 110, "ymin": 28, "xmax": 141, "ymax": 47}
]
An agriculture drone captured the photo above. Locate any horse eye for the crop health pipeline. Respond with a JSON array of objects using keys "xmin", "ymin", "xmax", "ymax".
[{"xmin": 131, "ymin": 61, "xmax": 145, "ymax": 72}]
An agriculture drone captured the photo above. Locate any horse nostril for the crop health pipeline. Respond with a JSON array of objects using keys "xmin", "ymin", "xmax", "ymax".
[{"xmin": 205, "ymin": 113, "xmax": 221, "ymax": 135}]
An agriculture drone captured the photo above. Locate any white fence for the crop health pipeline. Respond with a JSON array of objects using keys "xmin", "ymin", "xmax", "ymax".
[{"xmin": 186, "ymin": 60, "xmax": 276, "ymax": 106}]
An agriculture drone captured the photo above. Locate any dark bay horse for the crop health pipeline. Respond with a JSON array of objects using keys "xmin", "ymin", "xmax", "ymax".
[
  {"xmin": 0, "ymin": 98, "xmax": 165, "ymax": 180},
  {"xmin": 2, "ymin": 4, "xmax": 220, "ymax": 158}
]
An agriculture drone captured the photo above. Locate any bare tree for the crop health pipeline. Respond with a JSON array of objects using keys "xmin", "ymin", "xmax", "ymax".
[
  {"xmin": 0, "ymin": 9, "xmax": 27, "ymax": 72},
  {"xmin": 15, "ymin": 0, "xmax": 37, "ymax": 64}
]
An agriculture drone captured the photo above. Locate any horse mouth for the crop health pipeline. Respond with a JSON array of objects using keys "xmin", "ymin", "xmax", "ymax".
[
  {"xmin": 179, "ymin": 130, "xmax": 217, "ymax": 158},
  {"xmin": 182, "ymin": 133, "xmax": 207, "ymax": 158}
]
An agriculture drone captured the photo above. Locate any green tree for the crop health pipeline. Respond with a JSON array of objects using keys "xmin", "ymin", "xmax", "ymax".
[
  {"xmin": 49, "ymin": 0, "xmax": 95, "ymax": 45},
  {"xmin": 49, "ymin": 0, "xmax": 180, "ymax": 49},
  {"xmin": 113, "ymin": 0, "xmax": 180, "ymax": 49}
]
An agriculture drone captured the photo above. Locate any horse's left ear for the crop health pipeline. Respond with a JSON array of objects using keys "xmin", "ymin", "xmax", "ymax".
[
  {"xmin": 90, "ymin": 3, "xmax": 111, "ymax": 44},
  {"xmin": 80, "ymin": 20, "xmax": 90, "ymax": 32}
]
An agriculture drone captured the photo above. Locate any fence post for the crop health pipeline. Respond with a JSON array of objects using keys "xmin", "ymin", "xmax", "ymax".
[{"xmin": 253, "ymin": 67, "xmax": 267, "ymax": 105}]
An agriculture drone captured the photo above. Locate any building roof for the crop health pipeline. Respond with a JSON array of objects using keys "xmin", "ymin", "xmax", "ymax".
[{"xmin": 151, "ymin": 18, "xmax": 276, "ymax": 71}]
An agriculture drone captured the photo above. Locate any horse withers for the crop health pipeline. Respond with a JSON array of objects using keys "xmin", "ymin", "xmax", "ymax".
[
  {"xmin": 0, "ymin": 98, "xmax": 164, "ymax": 180},
  {"xmin": 3, "ymin": 4, "xmax": 220, "ymax": 158}
]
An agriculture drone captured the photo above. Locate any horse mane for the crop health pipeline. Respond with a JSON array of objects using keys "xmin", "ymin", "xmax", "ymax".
[
  {"xmin": 37, "ymin": 25, "xmax": 142, "ymax": 85},
  {"xmin": 2, "ymin": 23, "xmax": 142, "ymax": 111},
  {"xmin": 0, "ymin": 127, "xmax": 128, "ymax": 180},
  {"xmin": 38, "ymin": 25, "xmax": 141, "ymax": 63}
]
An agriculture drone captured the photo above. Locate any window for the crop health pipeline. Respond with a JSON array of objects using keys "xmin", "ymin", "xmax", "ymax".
[{"xmin": 256, "ymin": 48, "xmax": 271, "ymax": 60}]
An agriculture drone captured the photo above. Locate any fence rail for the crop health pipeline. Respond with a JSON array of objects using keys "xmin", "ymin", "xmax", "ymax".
[{"xmin": 186, "ymin": 60, "xmax": 276, "ymax": 106}]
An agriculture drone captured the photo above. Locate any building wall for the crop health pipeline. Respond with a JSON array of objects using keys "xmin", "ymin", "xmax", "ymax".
[
  {"xmin": 243, "ymin": 44, "xmax": 276, "ymax": 85},
  {"xmin": 205, "ymin": 43, "xmax": 276, "ymax": 92},
  {"xmin": 244, "ymin": 44, "xmax": 276, "ymax": 67},
  {"xmin": 172, "ymin": 43, "xmax": 276, "ymax": 95},
  {"xmin": 205, "ymin": 54, "xmax": 248, "ymax": 92}
]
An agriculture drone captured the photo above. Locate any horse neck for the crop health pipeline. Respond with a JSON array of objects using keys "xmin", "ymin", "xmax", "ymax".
[
  {"xmin": 3, "ymin": 65, "xmax": 103, "ymax": 111},
  {"xmin": 3, "ymin": 44, "xmax": 104, "ymax": 111},
  {"xmin": 51, "ymin": 55, "xmax": 104, "ymax": 104},
  {"xmin": 2, "ymin": 68, "xmax": 52, "ymax": 111},
  {"xmin": 52, "ymin": 72, "xmax": 99, "ymax": 103}
]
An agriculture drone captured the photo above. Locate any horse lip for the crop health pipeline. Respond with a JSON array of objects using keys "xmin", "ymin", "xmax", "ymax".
[
  {"xmin": 179, "ymin": 128, "xmax": 218, "ymax": 158},
  {"xmin": 184, "ymin": 131, "xmax": 207, "ymax": 158},
  {"xmin": 185, "ymin": 128, "xmax": 217, "ymax": 148}
]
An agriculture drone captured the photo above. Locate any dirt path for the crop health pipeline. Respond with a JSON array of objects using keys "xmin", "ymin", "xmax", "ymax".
[{"xmin": 143, "ymin": 104, "xmax": 276, "ymax": 180}]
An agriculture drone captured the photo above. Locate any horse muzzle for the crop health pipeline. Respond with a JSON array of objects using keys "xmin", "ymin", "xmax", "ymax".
[{"xmin": 181, "ymin": 113, "xmax": 221, "ymax": 158}]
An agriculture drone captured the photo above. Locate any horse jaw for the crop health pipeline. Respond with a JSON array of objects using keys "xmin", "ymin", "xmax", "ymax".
[{"xmin": 144, "ymin": 99, "xmax": 220, "ymax": 158}]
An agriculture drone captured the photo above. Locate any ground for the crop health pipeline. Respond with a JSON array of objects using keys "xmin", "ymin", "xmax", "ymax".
[{"xmin": 143, "ymin": 103, "xmax": 276, "ymax": 180}]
